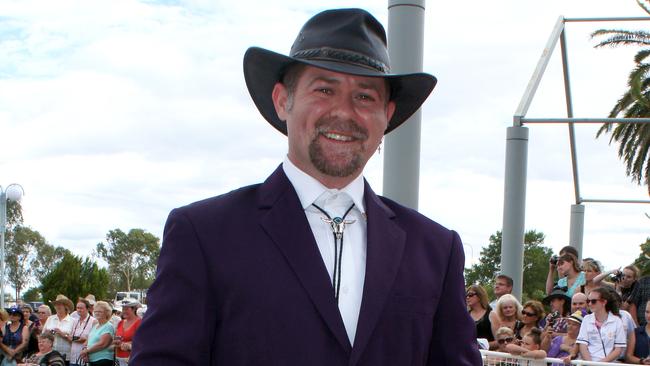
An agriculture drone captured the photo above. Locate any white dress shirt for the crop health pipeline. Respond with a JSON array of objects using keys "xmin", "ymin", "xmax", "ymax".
[{"xmin": 283, "ymin": 157, "xmax": 367, "ymax": 344}]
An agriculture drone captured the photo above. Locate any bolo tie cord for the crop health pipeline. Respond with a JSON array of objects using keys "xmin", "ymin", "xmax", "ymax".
[{"xmin": 312, "ymin": 202, "xmax": 355, "ymax": 303}]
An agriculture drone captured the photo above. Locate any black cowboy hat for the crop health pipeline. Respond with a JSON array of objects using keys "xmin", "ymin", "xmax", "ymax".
[
  {"xmin": 542, "ymin": 287, "xmax": 571, "ymax": 305},
  {"xmin": 243, "ymin": 8, "xmax": 437, "ymax": 135}
]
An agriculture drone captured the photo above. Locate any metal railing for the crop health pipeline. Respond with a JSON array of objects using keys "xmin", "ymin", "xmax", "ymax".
[{"xmin": 481, "ymin": 350, "xmax": 637, "ymax": 365}]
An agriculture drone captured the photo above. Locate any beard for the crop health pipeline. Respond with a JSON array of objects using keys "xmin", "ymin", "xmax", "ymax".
[{"xmin": 308, "ymin": 116, "xmax": 369, "ymax": 177}]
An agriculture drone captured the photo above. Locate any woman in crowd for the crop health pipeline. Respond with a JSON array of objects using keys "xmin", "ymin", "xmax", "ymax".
[
  {"xmin": 1, "ymin": 307, "xmax": 31, "ymax": 363},
  {"xmin": 35, "ymin": 306, "xmax": 50, "ymax": 336},
  {"xmin": 546, "ymin": 246, "xmax": 581, "ymax": 297},
  {"xmin": 516, "ymin": 300, "xmax": 544, "ymax": 341},
  {"xmin": 489, "ymin": 294, "xmax": 522, "ymax": 341},
  {"xmin": 20, "ymin": 305, "xmax": 38, "ymax": 359},
  {"xmin": 17, "ymin": 333, "xmax": 65, "ymax": 366},
  {"xmin": 545, "ymin": 311, "xmax": 582, "ymax": 364},
  {"xmin": 582, "ymin": 259, "xmax": 605, "ymax": 296},
  {"xmin": 505, "ymin": 327, "xmax": 547, "ymax": 360},
  {"xmin": 542, "ymin": 288, "xmax": 571, "ymax": 335},
  {"xmin": 43, "ymin": 295, "xmax": 74, "ymax": 365},
  {"xmin": 576, "ymin": 286, "xmax": 627, "ymax": 362},
  {"xmin": 466, "ymin": 285, "xmax": 493, "ymax": 343},
  {"xmin": 114, "ymin": 300, "xmax": 141, "ymax": 366},
  {"xmin": 554, "ymin": 253, "xmax": 585, "ymax": 297},
  {"xmin": 79, "ymin": 301, "xmax": 114, "ymax": 366},
  {"xmin": 626, "ymin": 301, "xmax": 650, "ymax": 364},
  {"xmin": 68, "ymin": 299, "xmax": 97, "ymax": 366}
]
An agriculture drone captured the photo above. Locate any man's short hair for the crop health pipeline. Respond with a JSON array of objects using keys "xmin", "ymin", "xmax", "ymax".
[{"xmin": 495, "ymin": 274, "xmax": 513, "ymax": 288}]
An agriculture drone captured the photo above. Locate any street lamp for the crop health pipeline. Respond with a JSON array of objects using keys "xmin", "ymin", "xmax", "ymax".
[{"xmin": 0, "ymin": 184, "xmax": 24, "ymax": 308}]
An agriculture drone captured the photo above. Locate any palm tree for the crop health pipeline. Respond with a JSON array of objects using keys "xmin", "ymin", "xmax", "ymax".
[{"xmin": 592, "ymin": 0, "xmax": 650, "ymax": 195}]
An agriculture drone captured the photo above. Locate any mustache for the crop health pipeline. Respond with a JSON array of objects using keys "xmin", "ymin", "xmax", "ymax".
[{"xmin": 314, "ymin": 117, "xmax": 368, "ymax": 140}]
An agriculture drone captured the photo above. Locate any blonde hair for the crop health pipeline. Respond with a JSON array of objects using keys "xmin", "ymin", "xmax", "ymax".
[
  {"xmin": 496, "ymin": 294, "xmax": 522, "ymax": 320},
  {"xmin": 495, "ymin": 326, "xmax": 514, "ymax": 338},
  {"xmin": 94, "ymin": 301, "xmax": 112, "ymax": 321}
]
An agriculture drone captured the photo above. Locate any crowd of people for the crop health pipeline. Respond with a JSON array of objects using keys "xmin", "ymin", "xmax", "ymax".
[
  {"xmin": 0, "ymin": 294, "xmax": 143, "ymax": 366},
  {"xmin": 471, "ymin": 245, "xmax": 650, "ymax": 364}
]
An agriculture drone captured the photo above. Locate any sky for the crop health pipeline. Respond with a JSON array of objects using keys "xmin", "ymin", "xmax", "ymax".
[{"xmin": 1, "ymin": 0, "xmax": 649, "ymax": 288}]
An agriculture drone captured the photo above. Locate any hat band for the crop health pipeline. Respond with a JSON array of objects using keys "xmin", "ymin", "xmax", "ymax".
[{"xmin": 292, "ymin": 47, "xmax": 389, "ymax": 74}]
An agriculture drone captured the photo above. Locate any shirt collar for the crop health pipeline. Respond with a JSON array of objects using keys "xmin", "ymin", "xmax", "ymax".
[{"xmin": 282, "ymin": 156, "xmax": 366, "ymax": 214}]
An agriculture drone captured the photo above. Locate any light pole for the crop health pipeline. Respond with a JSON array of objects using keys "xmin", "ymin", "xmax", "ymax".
[{"xmin": 0, "ymin": 184, "xmax": 24, "ymax": 309}]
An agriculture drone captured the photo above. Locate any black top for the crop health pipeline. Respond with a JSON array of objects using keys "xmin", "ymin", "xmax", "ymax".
[{"xmin": 475, "ymin": 306, "xmax": 494, "ymax": 341}]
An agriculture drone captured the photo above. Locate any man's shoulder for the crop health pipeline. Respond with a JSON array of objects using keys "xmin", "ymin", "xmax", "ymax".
[{"xmin": 177, "ymin": 183, "xmax": 263, "ymax": 215}]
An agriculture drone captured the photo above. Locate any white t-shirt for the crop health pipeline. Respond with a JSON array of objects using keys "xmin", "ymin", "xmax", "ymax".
[{"xmin": 576, "ymin": 312, "xmax": 626, "ymax": 361}]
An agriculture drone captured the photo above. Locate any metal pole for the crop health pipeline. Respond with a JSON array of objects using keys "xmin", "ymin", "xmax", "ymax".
[
  {"xmin": 501, "ymin": 126, "xmax": 529, "ymax": 300},
  {"xmin": 560, "ymin": 29, "xmax": 582, "ymax": 204},
  {"xmin": 569, "ymin": 204, "xmax": 585, "ymax": 261},
  {"xmin": 0, "ymin": 191, "xmax": 6, "ymax": 309},
  {"xmin": 383, "ymin": 0, "xmax": 425, "ymax": 209}
]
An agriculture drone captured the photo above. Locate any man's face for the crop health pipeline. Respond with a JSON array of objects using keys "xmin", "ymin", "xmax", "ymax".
[
  {"xmin": 571, "ymin": 293, "xmax": 587, "ymax": 313},
  {"xmin": 272, "ymin": 66, "xmax": 395, "ymax": 188},
  {"xmin": 494, "ymin": 279, "xmax": 512, "ymax": 297}
]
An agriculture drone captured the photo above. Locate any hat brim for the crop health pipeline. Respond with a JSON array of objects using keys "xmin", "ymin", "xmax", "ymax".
[
  {"xmin": 542, "ymin": 293, "xmax": 571, "ymax": 305},
  {"xmin": 243, "ymin": 47, "xmax": 437, "ymax": 135}
]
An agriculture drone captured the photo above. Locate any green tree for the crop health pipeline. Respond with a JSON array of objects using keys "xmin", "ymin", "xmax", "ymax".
[
  {"xmin": 22, "ymin": 287, "xmax": 41, "ymax": 302},
  {"xmin": 464, "ymin": 230, "xmax": 552, "ymax": 302},
  {"xmin": 40, "ymin": 252, "xmax": 109, "ymax": 304},
  {"xmin": 633, "ymin": 237, "xmax": 650, "ymax": 276},
  {"xmin": 592, "ymin": 0, "xmax": 650, "ymax": 195},
  {"xmin": 6, "ymin": 226, "xmax": 45, "ymax": 300},
  {"xmin": 96, "ymin": 228, "xmax": 160, "ymax": 291}
]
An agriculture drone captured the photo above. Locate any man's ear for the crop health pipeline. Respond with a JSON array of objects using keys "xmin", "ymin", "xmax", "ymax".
[
  {"xmin": 272, "ymin": 82, "xmax": 289, "ymax": 121},
  {"xmin": 386, "ymin": 100, "xmax": 396, "ymax": 122}
]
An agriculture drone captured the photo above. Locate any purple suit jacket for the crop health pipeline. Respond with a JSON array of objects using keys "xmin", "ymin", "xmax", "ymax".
[{"xmin": 131, "ymin": 166, "xmax": 481, "ymax": 365}]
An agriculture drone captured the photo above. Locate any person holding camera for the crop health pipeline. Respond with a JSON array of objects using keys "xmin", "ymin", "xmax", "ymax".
[
  {"xmin": 595, "ymin": 265, "xmax": 640, "ymax": 309},
  {"xmin": 114, "ymin": 299, "xmax": 141, "ymax": 366},
  {"xmin": 546, "ymin": 253, "xmax": 584, "ymax": 298},
  {"xmin": 67, "ymin": 299, "xmax": 97, "ymax": 366},
  {"xmin": 545, "ymin": 246, "xmax": 582, "ymax": 295},
  {"xmin": 42, "ymin": 295, "xmax": 74, "ymax": 364}
]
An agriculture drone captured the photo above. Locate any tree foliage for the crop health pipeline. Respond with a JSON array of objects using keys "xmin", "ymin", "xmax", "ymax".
[
  {"xmin": 633, "ymin": 237, "xmax": 650, "ymax": 276},
  {"xmin": 592, "ymin": 0, "xmax": 650, "ymax": 195},
  {"xmin": 40, "ymin": 252, "xmax": 109, "ymax": 304},
  {"xmin": 464, "ymin": 230, "xmax": 552, "ymax": 302},
  {"xmin": 96, "ymin": 228, "xmax": 160, "ymax": 291}
]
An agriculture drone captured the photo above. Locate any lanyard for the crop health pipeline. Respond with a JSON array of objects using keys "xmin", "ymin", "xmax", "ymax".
[
  {"xmin": 72, "ymin": 315, "xmax": 91, "ymax": 337},
  {"xmin": 312, "ymin": 202, "xmax": 355, "ymax": 303}
]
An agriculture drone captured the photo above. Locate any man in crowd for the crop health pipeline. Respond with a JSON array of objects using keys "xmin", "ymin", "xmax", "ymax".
[
  {"xmin": 571, "ymin": 292, "xmax": 588, "ymax": 316},
  {"xmin": 628, "ymin": 275, "xmax": 650, "ymax": 326},
  {"xmin": 131, "ymin": 7, "xmax": 481, "ymax": 366},
  {"xmin": 489, "ymin": 274, "xmax": 513, "ymax": 309}
]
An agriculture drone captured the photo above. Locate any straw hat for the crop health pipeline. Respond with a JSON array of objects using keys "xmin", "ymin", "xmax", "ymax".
[{"xmin": 51, "ymin": 294, "xmax": 74, "ymax": 313}]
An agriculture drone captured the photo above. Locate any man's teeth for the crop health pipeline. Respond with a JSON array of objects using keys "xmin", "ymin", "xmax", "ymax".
[{"xmin": 323, "ymin": 132, "xmax": 353, "ymax": 142}]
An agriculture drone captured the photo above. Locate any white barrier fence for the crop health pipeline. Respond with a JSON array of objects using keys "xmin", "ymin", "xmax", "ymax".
[{"xmin": 480, "ymin": 350, "xmax": 638, "ymax": 366}]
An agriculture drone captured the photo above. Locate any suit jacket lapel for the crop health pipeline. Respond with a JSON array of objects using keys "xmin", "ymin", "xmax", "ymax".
[
  {"xmin": 258, "ymin": 166, "xmax": 352, "ymax": 353},
  {"xmin": 350, "ymin": 182, "xmax": 406, "ymax": 365}
]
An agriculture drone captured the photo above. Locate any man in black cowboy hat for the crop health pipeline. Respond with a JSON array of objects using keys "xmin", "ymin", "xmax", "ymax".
[{"xmin": 132, "ymin": 8, "xmax": 481, "ymax": 365}]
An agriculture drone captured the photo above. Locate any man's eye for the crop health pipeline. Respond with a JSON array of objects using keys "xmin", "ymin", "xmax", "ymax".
[
  {"xmin": 316, "ymin": 88, "xmax": 332, "ymax": 94},
  {"xmin": 357, "ymin": 94, "xmax": 375, "ymax": 101}
]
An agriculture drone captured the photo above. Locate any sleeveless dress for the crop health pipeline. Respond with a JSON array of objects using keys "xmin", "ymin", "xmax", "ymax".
[{"xmin": 474, "ymin": 306, "xmax": 494, "ymax": 341}]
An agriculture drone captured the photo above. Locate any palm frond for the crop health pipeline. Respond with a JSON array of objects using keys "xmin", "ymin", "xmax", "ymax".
[
  {"xmin": 638, "ymin": 0, "xmax": 650, "ymax": 16},
  {"xmin": 635, "ymin": 49, "xmax": 650, "ymax": 63},
  {"xmin": 592, "ymin": 29, "xmax": 650, "ymax": 48}
]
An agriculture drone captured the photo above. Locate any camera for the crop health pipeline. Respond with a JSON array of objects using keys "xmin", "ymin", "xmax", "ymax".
[
  {"xmin": 50, "ymin": 330, "xmax": 56, "ymax": 335},
  {"xmin": 611, "ymin": 270, "xmax": 624, "ymax": 283},
  {"xmin": 549, "ymin": 255, "xmax": 559, "ymax": 265},
  {"xmin": 72, "ymin": 336, "xmax": 79, "ymax": 341},
  {"xmin": 548, "ymin": 311, "xmax": 560, "ymax": 325}
]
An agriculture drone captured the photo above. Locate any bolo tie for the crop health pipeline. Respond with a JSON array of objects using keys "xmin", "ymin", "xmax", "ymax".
[{"xmin": 312, "ymin": 202, "xmax": 356, "ymax": 303}]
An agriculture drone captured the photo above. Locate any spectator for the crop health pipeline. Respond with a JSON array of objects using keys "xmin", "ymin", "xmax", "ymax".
[
  {"xmin": 489, "ymin": 274, "xmax": 513, "ymax": 309},
  {"xmin": 465, "ymin": 285, "xmax": 493, "ymax": 345},
  {"xmin": 582, "ymin": 259, "xmax": 605, "ymax": 296},
  {"xmin": 79, "ymin": 301, "xmax": 114, "ymax": 366},
  {"xmin": 629, "ymin": 276, "xmax": 650, "ymax": 327},
  {"xmin": 20, "ymin": 305, "xmax": 38, "ymax": 359},
  {"xmin": 1, "ymin": 307, "xmax": 30, "ymax": 363},
  {"xmin": 576, "ymin": 287, "xmax": 626, "ymax": 362},
  {"xmin": 43, "ymin": 295, "xmax": 74, "ymax": 364},
  {"xmin": 505, "ymin": 327, "xmax": 547, "ymax": 360},
  {"xmin": 68, "ymin": 298, "xmax": 97, "ymax": 366},
  {"xmin": 495, "ymin": 327, "xmax": 516, "ymax": 353},
  {"xmin": 626, "ymin": 301, "xmax": 650, "ymax": 364},
  {"xmin": 553, "ymin": 311, "xmax": 582, "ymax": 364},
  {"xmin": 596, "ymin": 265, "xmax": 640, "ymax": 311},
  {"xmin": 545, "ymin": 245, "xmax": 580, "ymax": 295},
  {"xmin": 552, "ymin": 253, "xmax": 585, "ymax": 297},
  {"xmin": 17, "ymin": 333, "xmax": 65, "ymax": 366},
  {"xmin": 571, "ymin": 292, "xmax": 588, "ymax": 316},
  {"xmin": 516, "ymin": 301, "xmax": 545, "ymax": 341},
  {"xmin": 114, "ymin": 299, "xmax": 142, "ymax": 366},
  {"xmin": 542, "ymin": 287, "xmax": 571, "ymax": 335},
  {"xmin": 489, "ymin": 294, "xmax": 522, "ymax": 341}
]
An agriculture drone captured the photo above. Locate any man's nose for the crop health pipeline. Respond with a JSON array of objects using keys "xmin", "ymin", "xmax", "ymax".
[{"xmin": 330, "ymin": 93, "xmax": 357, "ymax": 119}]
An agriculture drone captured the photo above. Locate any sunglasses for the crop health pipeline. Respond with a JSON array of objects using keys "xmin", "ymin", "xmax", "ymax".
[
  {"xmin": 521, "ymin": 310, "xmax": 537, "ymax": 317},
  {"xmin": 587, "ymin": 299, "xmax": 602, "ymax": 304},
  {"xmin": 466, "ymin": 292, "xmax": 477, "ymax": 298},
  {"xmin": 497, "ymin": 337, "xmax": 514, "ymax": 344}
]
